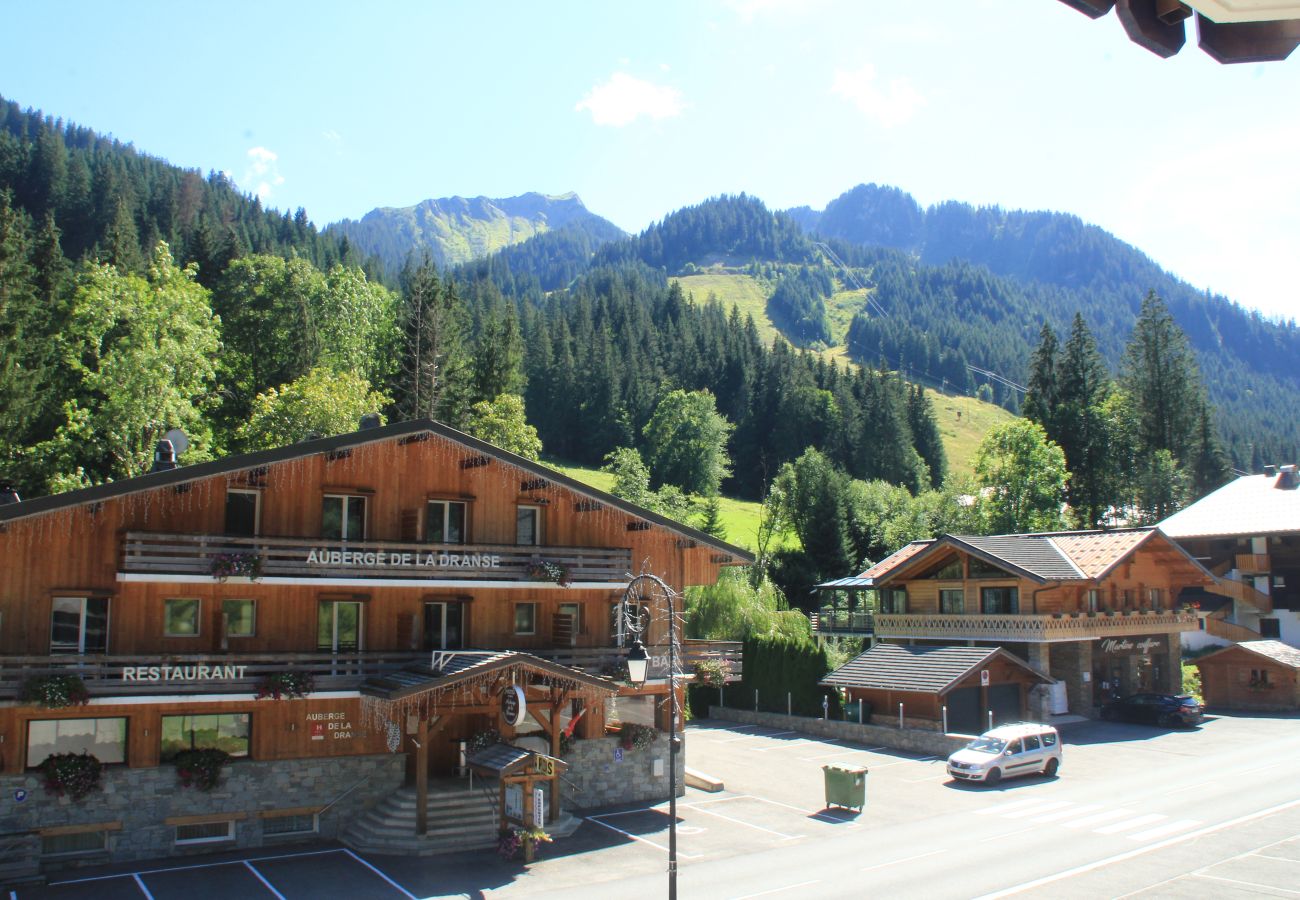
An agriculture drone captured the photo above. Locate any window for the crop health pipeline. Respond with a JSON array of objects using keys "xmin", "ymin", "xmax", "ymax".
[
  {"xmin": 41, "ymin": 830, "xmax": 109, "ymax": 856},
  {"xmin": 174, "ymin": 821, "xmax": 235, "ymax": 845},
  {"xmin": 427, "ymin": 500, "xmax": 466, "ymax": 544},
  {"xmin": 1260, "ymin": 618, "xmax": 1281, "ymax": 639},
  {"xmin": 516, "ymin": 506, "xmax": 542, "ymax": 546},
  {"xmin": 160, "ymin": 713, "xmax": 250, "ymax": 762},
  {"xmin": 1086, "ymin": 590, "xmax": 1101, "ymax": 613},
  {"xmin": 611, "ymin": 602, "xmax": 650, "ymax": 642},
  {"xmin": 424, "ymin": 602, "xmax": 465, "ymax": 650},
  {"xmin": 514, "ymin": 603, "xmax": 537, "ymax": 635},
  {"xmin": 224, "ymin": 489, "xmax": 259, "ymax": 536},
  {"xmin": 877, "ymin": 589, "xmax": 907, "ymax": 615},
  {"xmin": 1249, "ymin": 669, "xmax": 1273, "ymax": 688},
  {"xmin": 262, "ymin": 813, "xmax": 318, "ymax": 837},
  {"xmin": 981, "ymin": 587, "xmax": 1019, "ymax": 614},
  {"xmin": 317, "ymin": 600, "xmax": 363, "ymax": 652},
  {"xmin": 222, "ymin": 599, "xmax": 256, "ymax": 638},
  {"xmin": 28, "ymin": 718, "xmax": 126, "ymax": 767},
  {"xmin": 164, "ymin": 599, "xmax": 201, "ymax": 637},
  {"xmin": 939, "ymin": 589, "xmax": 964, "ymax": 614},
  {"xmin": 321, "ymin": 494, "xmax": 366, "ymax": 541},
  {"xmin": 1022, "ymin": 735, "xmax": 1041, "ymax": 752},
  {"xmin": 50, "ymin": 596, "xmax": 109, "ymax": 654},
  {"xmin": 1147, "ymin": 588, "xmax": 1164, "ymax": 607},
  {"xmin": 924, "ymin": 558, "xmax": 963, "ymax": 580},
  {"xmin": 968, "ymin": 558, "xmax": 1012, "ymax": 578},
  {"xmin": 1041, "ymin": 731, "xmax": 1058, "ymax": 748}
]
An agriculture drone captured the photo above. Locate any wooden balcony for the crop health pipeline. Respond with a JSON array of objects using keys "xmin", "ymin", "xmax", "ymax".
[
  {"xmin": 1204, "ymin": 616, "xmax": 1261, "ymax": 643},
  {"xmin": 1208, "ymin": 574, "xmax": 1273, "ymax": 614},
  {"xmin": 811, "ymin": 609, "xmax": 874, "ymax": 636},
  {"xmin": 0, "ymin": 642, "xmax": 744, "ymax": 701},
  {"xmin": 1234, "ymin": 553, "xmax": 1271, "ymax": 574},
  {"xmin": 0, "ymin": 651, "xmax": 427, "ymax": 700},
  {"xmin": 874, "ymin": 610, "xmax": 1199, "ymax": 643},
  {"xmin": 120, "ymin": 531, "xmax": 633, "ymax": 589}
]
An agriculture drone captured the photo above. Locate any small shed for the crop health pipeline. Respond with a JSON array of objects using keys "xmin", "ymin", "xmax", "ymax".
[
  {"xmin": 1194, "ymin": 640, "xmax": 1300, "ymax": 711},
  {"xmin": 821, "ymin": 644, "xmax": 1053, "ymax": 735}
]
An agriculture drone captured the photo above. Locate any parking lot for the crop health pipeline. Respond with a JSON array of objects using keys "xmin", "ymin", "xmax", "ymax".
[{"xmin": 15, "ymin": 713, "xmax": 1300, "ymax": 899}]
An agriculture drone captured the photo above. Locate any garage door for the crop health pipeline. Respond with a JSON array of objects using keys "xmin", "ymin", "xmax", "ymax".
[
  {"xmin": 988, "ymin": 684, "xmax": 1021, "ymax": 727},
  {"xmin": 947, "ymin": 687, "xmax": 981, "ymax": 734}
]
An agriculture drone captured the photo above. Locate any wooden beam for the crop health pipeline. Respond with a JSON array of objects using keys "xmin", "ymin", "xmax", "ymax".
[{"xmin": 415, "ymin": 716, "xmax": 432, "ymax": 836}]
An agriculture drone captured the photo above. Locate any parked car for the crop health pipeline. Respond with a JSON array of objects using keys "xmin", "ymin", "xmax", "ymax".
[
  {"xmin": 946, "ymin": 723, "xmax": 1062, "ymax": 785},
  {"xmin": 1100, "ymin": 692, "xmax": 1202, "ymax": 727}
]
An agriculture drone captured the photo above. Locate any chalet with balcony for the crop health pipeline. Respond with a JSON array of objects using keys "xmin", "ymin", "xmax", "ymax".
[
  {"xmin": 1159, "ymin": 464, "xmax": 1300, "ymax": 650},
  {"xmin": 0, "ymin": 418, "xmax": 750, "ymax": 871},
  {"xmin": 817, "ymin": 528, "xmax": 1215, "ymax": 723}
]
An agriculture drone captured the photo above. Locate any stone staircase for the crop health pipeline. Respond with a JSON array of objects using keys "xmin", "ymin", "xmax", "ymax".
[{"xmin": 341, "ymin": 780, "xmax": 500, "ymax": 856}]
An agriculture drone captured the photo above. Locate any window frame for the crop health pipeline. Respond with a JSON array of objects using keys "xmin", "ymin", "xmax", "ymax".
[
  {"xmin": 516, "ymin": 505, "xmax": 543, "ymax": 546},
  {"xmin": 173, "ymin": 820, "xmax": 236, "ymax": 846},
  {"xmin": 224, "ymin": 488, "xmax": 261, "ymax": 537},
  {"xmin": 50, "ymin": 595, "xmax": 110, "ymax": 655},
  {"xmin": 222, "ymin": 599, "xmax": 257, "ymax": 638},
  {"xmin": 939, "ymin": 589, "xmax": 964, "ymax": 614},
  {"xmin": 980, "ymin": 586, "xmax": 1019, "ymax": 615},
  {"xmin": 321, "ymin": 493, "xmax": 367, "ymax": 541},
  {"xmin": 261, "ymin": 812, "xmax": 319, "ymax": 837},
  {"xmin": 160, "ymin": 712, "xmax": 251, "ymax": 763},
  {"xmin": 40, "ymin": 828, "xmax": 111, "ymax": 857},
  {"xmin": 426, "ymin": 499, "xmax": 467, "ymax": 545},
  {"xmin": 164, "ymin": 598, "xmax": 202, "ymax": 638},
  {"xmin": 27, "ymin": 717, "xmax": 128, "ymax": 769},
  {"xmin": 514, "ymin": 602, "xmax": 537, "ymax": 636}
]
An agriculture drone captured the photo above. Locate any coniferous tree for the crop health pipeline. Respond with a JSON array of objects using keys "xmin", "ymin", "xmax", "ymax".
[
  {"xmin": 392, "ymin": 256, "xmax": 469, "ymax": 422},
  {"xmin": 1120, "ymin": 291, "xmax": 1204, "ymax": 464},
  {"xmin": 1021, "ymin": 322, "xmax": 1059, "ymax": 431},
  {"xmin": 1057, "ymin": 313, "xmax": 1116, "ymax": 528},
  {"xmin": 906, "ymin": 384, "xmax": 947, "ymax": 489}
]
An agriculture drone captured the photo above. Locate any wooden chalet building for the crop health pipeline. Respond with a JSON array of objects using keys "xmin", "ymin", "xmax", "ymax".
[
  {"xmin": 0, "ymin": 418, "xmax": 750, "ymax": 872},
  {"xmin": 1193, "ymin": 640, "xmax": 1300, "ymax": 712},
  {"xmin": 817, "ymin": 529, "xmax": 1217, "ymax": 725}
]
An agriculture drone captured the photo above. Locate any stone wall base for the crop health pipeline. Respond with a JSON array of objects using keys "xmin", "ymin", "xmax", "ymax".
[
  {"xmin": 562, "ymin": 735, "xmax": 685, "ymax": 811},
  {"xmin": 707, "ymin": 708, "xmax": 967, "ymax": 756}
]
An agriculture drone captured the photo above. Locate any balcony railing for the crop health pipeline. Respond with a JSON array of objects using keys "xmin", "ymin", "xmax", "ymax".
[
  {"xmin": 1204, "ymin": 616, "xmax": 1261, "ymax": 642},
  {"xmin": 1234, "ymin": 553, "xmax": 1271, "ymax": 574},
  {"xmin": 1209, "ymin": 574, "xmax": 1273, "ymax": 614},
  {"xmin": 0, "ymin": 642, "xmax": 744, "ymax": 701},
  {"xmin": 874, "ymin": 610, "xmax": 1199, "ymax": 642},
  {"xmin": 0, "ymin": 652, "xmax": 427, "ymax": 700},
  {"xmin": 120, "ymin": 532, "xmax": 633, "ymax": 587},
  {"xmin": 811, "ymin": 610, "xmax": 874, "ymax": 635}
]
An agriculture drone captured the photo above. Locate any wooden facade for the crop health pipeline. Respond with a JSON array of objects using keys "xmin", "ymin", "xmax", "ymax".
[
  {"xmin": 1194, "ymin": 642, "xmax": 1300, "ymax": 712},
  {"xmin": 0, "ymin": 420, "xmax": 752, "ymax": 779}
]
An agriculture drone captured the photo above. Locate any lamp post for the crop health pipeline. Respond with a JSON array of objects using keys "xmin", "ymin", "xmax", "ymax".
[{"xmin": 620, "ymin": 573, "xmax": 679, "ymax": 900}]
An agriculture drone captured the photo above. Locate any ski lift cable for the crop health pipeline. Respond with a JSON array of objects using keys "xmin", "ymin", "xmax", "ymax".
[{"xmin": 813, "ymin": 242, "xmax": 889, "ymax": 318}]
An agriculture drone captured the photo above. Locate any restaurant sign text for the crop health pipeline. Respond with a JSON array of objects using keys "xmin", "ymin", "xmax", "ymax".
[{"xmin": 122, "ymin": 664, "xmax": 249, "ymax": 682}]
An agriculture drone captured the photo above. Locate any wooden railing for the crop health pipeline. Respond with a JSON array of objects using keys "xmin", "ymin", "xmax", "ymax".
[
  {"xmin": 0, "ymin": 652, "xmax": 428, "ymax": 700},
  {"xmin": 874, "ymin": 610, "xmax": 1199, "ymax": 642},
  {"xmin": 1204, "ymin": 616, "xmax": 1261, "ymax": 643},
  {"xmin": 811, "ymin": 610, "xmax": 874, "ymax": 635},
  {"xmin": 1209, "ymin": 574, "xmax": 1273, "ymax": 614},
  {"xmin": 1234, "ymin": 553, "xmax": 1271, "ymax": 574},
  {"xmin": 532, "ymin": 641, "xmax": 743, "ymax": 682},
  {"xmin": 120, "ymin": 532, "xmax": 633, "ymax": 586}
]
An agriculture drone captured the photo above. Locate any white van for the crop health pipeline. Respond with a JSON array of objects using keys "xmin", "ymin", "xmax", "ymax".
[{"xmin": 946, "ymin": 723, "xmax": 1061, "ymax": 785}]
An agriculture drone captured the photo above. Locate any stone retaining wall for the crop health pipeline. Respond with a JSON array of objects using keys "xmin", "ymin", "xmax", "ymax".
[
  {"xmin": 708, "ymin": 707, "xmax": 968, "ymax": 756},
  {"xmin": 0, "ymin": 753, "xmax": 406, "ymax": 870},
  {"xmin": 561, "ymin": 735, "xmax": 685, "ymax": 811}
]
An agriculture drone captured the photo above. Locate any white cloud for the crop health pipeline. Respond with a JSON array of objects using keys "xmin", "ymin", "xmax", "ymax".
[
  {"xmin": 831, "ymin": 62, "xmax": 925, "ymax": 128},
  {"xmin": 243, "ymin": 146, "xmax": 285, "ymax": 202},
  {"xmin": 322, "ymin": 129, "xmax": 341, "ymax": 144},
  {"xmin": 575, "ymin": 73, "xmax": 686, "ymax": 127},
  {"xmin": 724, "ymin": 0, "xmax": 821, "ymax": 24}
]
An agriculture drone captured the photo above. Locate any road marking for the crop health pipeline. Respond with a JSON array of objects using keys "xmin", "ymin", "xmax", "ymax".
[
  {"xmin": 584, "ymin": 813, "xmax": 704, "ymax": 858},
  {"xmin": 1032, "ymin": 804, "xmax": 1102, "ymax": 823},
  {"xmin": 1126, "ymin": 818, "xmax": 1201, "ymax": 841},
  {"xmin": 1093, "ymin": 813, "xmax": 1166, "ymax": 835},
  {"xmin": 976, "ymin": 798, "xmax": 1055, "ymax": 816},
  {"xmin": 243, "ymin": 861, "xmax": 287, "ymax": 900},
  {"xmin": 978, "ymin": 826, "xmax": 1040, "ymax": 844},
  {"xmin": 47, "ymin": 848, "xmax": 347, "ymax": 884},
  {"xmin": 341, "ymin": 850, "xmax": 419, "ymax": 900},
  {"xmin": 1159, "ymin": 780, "xmax": 1218, "ymax": 797},
  {"xmin": 1112, "ymin": 833, "xmax": 1300, "ymax": 899},
  {"xmin": 973, "ymin": 796, "xmax": 1300, "ymax": 899},
  {"xmin": 862, "ymin": 849, "xmax": 945, "ymax": 872},
  {"xmin": 132, "ymin": 874, "xmax": 156, "ymax": 900},
  {"xmin": 1003, "ymin": 801, "xmax": 1073, "ymax": 819},
  {"xmin": 1191, "ymin": 872, "xmax": 1300, "ymax": 895},
  {"xmin": 686, "ymin": 802, "xmax": 804, "ymax": 839},
  {"xmin": 730, "ymin": 880, "xmax": 822, "ymax": 899},
  {"xmin": 721, "ymin": 730, "xmax": 798, "ymax": 743},
  {"xmin": 754, "ymin": 739, "xmax": 819, "ymax": 752},
  {"xmin": 799, "ymin": 750, "xmax": 876, "ymax": 761},
  {"xmin": 719, "ymin": 791, "xmax": 862, "ymax": 827},
  {"xmin": 1061, "ymin": 808, "xmax": 1138, "ymax": 828}
]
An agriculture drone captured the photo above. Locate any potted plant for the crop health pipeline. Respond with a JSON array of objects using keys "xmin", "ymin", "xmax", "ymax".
[
  {"xmin": 38, "ymin": 752, "xmax": 102, "ymax": 801},
  {"xmin": 20, "ymin": 673, "xmax": 90, "ymax": 709},
  {"xmin": 468, "ymin": 729, "xmax": 502, "ymax": 754},
  {"xmin": 618, "ymin": 722, "xmax": 659, "ymax": 752},
  {"xmin": 693, "ymin": 658, "xmax": 729, "ymax": 688},
  {"xmin": 525, "ymin": 559, "xmax": 572, "ymax": 588},
  {"xmin": 498, "ymin": 825, "xmax": 552, "ymax": 861},
  {"xmin": 256, "ymin": 671, "xmax": 315, "ymax": 700},
  {"xmin": 173, "ymin": 748, "xmax": 230, "ymax": 791},
  {"xmin": 210, "ymin": 551, "xmax": 263, "ymax": 581}
]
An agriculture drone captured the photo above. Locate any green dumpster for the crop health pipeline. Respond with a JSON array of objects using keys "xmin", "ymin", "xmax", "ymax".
[{"xmin": 822, "ymin": 763, "xmax": 867, "ymax": 811}]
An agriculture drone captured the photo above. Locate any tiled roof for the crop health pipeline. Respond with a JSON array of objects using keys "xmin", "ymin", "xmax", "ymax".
[
  {"xmin": 1048, "ymin": 530, "xmax": 1154, "ymax": 578},
  {"xmin": 1160, "ymin": 472, "xmax": 1300, "ymax": 539},
  {"xmin": 954, "ymin": 534, "xmax": 1085, "ymax": 581},
  {"xmin": 821, "ymin": 644, "xmax": 1049, "ymax": 693},
  {"xmin": 1199, "ymin": 640, "xmax": 1300, "ymax": 669},
  {"xmin": 815, "ymin": 541, "xmax": 933, "ymax": 590}
]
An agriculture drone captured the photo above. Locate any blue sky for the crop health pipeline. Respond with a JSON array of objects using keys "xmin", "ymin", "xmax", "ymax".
[{"xmin": 3, "ymin": 0, "xmax": 1297, "ymax": 318}]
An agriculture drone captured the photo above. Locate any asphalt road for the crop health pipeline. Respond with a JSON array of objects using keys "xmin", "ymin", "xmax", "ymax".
[{"xmin": 22, "ymin": 711, "xmax": 1300, "ymax": 899}]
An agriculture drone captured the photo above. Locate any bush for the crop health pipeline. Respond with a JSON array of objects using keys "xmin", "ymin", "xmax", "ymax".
[
  {"xmin": 618, "ymin": 723, "xmax": 659, "ymax": 751},
  {"xmin": 740, "ymin": 634, "xmax": 841, "ymax": 718},
  {"xmin": 21, "ymin": 674, "xmax": 90, "ymax": 709},
  {"xmin": 693, "ymin": 658, "xmax": 729, "ymax": 688},
  {"xmin": 173, "ymin": 748, "xmax": 230, "ymax": 791},
  {"xmin": 256, "ymin": 671, "xmax": 315, "ymax": 700}
]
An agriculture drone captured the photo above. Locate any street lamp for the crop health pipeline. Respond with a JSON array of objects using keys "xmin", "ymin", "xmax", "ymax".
[{"xmin": 621, "ymin": 573, "xmax": 679, "ymax": 900}]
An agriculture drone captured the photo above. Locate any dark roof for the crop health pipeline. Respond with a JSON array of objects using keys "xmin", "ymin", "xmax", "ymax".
[
  {"xmin": 467, "ymin": 743, "xmax": 569, "ymax": 778},
  {"xmin": 1195, "ymin": 640, "xmax": 1300, "ymax": 669},
  {"xmin": 360, "ymin": 650, "xmax": 618, "ymax": 702},
  {"xmin": 953, "ymin": 534, "xmax": 1086, "ymax": 581},
  {"xmin": 820, "ymin": 644, "xmax": 1051, "ymax": 693},
  {"xmin": 0, "ymin": 418, "xmax": 753, "ymax": 564}
]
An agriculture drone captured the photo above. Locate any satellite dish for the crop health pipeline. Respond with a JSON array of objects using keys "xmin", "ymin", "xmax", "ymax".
[{"xmin": 164, "ymin": 428, "xmax": 190, "ymax": 455}]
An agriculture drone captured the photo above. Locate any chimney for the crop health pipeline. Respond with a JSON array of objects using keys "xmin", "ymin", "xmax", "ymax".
[
  {"xmin": 151, "ymin": 440, "xmax": 178, "ymax": 473},
  {"xmin": 1263, "ymin": 464, "xmax": 1277, "ymax": 477},
  {"xmin": 359, "ymin": 413, "xmax": 382, "ymax": 430},
  {"xmin": 1278, "ymin": 464, "xmax": 1299, "ymax": 490},
  {"xmin": 0, "ymin": 481, "xmax": 19, "ymax": 505}
]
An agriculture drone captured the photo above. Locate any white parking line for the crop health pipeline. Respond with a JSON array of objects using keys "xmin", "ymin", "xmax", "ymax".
[
  {"xmin": 47, "ymin": 847, "xmax": 347, "ymax": 885},
  {"xmin": 730, "ymin": 879, "xmax": 822, "ymax": 899},
  {"xmin": 862, "ymin": 849, "xmax": 945, "ymax": 872},
  {"xmin": 132, "ymin": 874, "xmax": 156, "ymax": 900},
  {"xmin": 343, "ymin": 849, "xmax": 420, "ymax": 900},
  {"xmin": 686, "ymin": 803, "xmax": 804, "ymax": 840},
  {"xmin": 1191, "ymin": 872, "xmax": 1300, "ymax": 895},
  {"xmin": 243, "ymin": 861, "xmax": 287, "ymax": 900},
  {"xmin": 721, "ymin": 730, "xmax": 798, "ymax": 743},
  {"xmin": 584, "ymin": 812, "xmax": 705, "ymax": 858}
]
